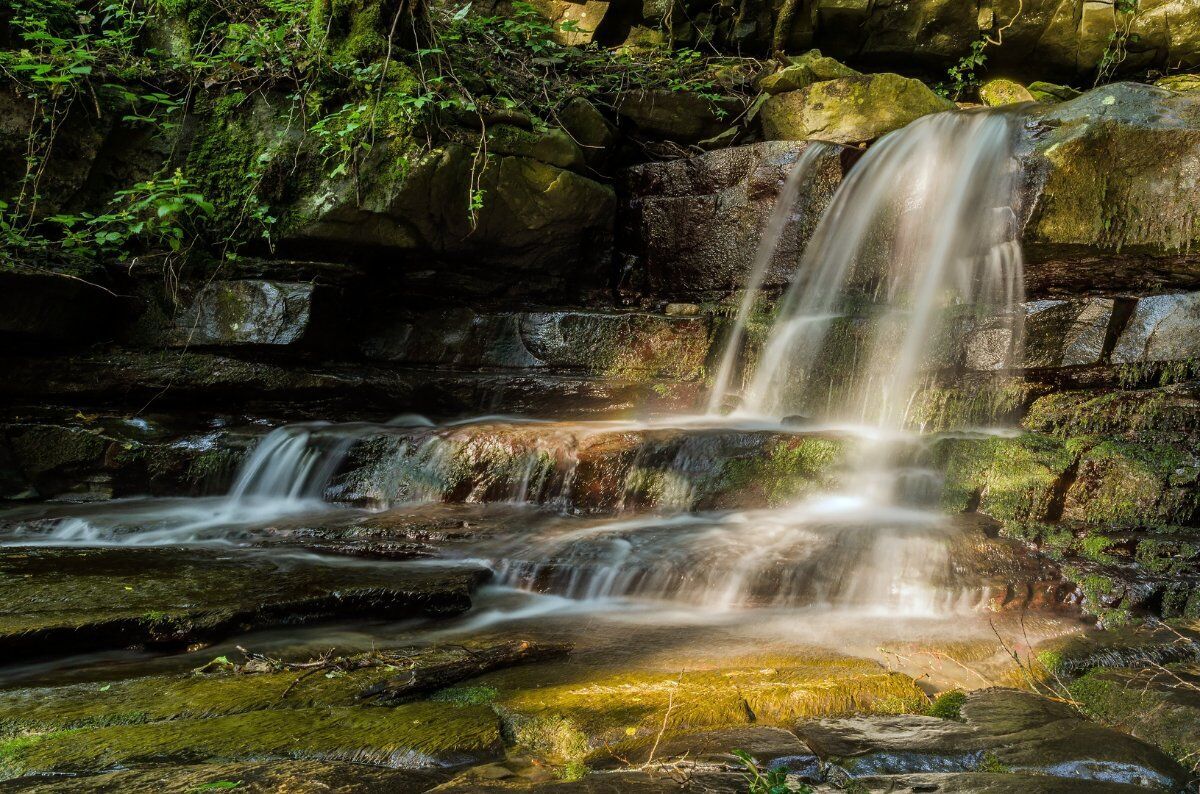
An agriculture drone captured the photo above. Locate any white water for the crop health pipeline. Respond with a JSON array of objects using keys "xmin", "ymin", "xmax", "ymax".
[
  {"xmin": 732, "ymin": 110, "xmax": 1024, "ymax": 428},
  {"xmin": 706, "ymin": 141, "xmax": 838, "ymax": 414}
]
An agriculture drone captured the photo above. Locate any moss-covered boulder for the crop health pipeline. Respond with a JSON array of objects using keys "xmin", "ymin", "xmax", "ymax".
[
  {"xmin": 979, "ymin": 78, "xmax": 1035, "ymax": 107},
  {"xmin": 758, "ymin": 49, "xmax": 860, "ymax": 95},
  {"xmin": 484, "ymin": 125, "xmax": 586, "ymax": 171},
  {"xmin": 1028, "ymin": 81, "xmax": 1083, "ymax": 103},
  {"xmin": 285, "ymin": 141, "xmax": 616, "ymax": 277},
  {"xmin": 1157, "ymin": 73, "xmax": 1200, "ymax": 93},
  {"xmin": 558, "ymin": 97, "xmax": 617, "ymax": 165},
  {"xmin": 0, "ymin": 547, "xmax": 487, "ymax": 659},
  {"xmin": 1020, "ymin": 83, "xmax": 1200, "ymax": 291},
  {"xmin": 614, "ymin": 89, "xmax": 740, "ymax": 143},
  {"xmin": 760, "ymin": 73, "xmax": 955, "ymax": 144}
]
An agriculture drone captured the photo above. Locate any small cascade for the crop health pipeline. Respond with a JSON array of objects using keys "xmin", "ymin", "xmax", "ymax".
[
  {"xmin": 706, "ymin": 141, "xmax": 839, "ymax": 413},
  {"xmin": 726, "ymin": 110, "xmax": 1025, "ymax": 428}
]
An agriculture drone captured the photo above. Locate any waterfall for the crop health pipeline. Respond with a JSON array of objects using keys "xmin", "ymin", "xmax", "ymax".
[
  {"xmin": 723, "ymin": 110, "xmax": 1024, "ymax": 430},
  {"xmin": 706, "ymin": 141, "xmax": 839, "ymax": 414}
]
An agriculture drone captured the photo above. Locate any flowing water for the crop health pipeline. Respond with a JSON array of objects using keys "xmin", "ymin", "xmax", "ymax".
[{"xmin": 0, "ymin": 108, "xmax": 1075, "ymax": 684}]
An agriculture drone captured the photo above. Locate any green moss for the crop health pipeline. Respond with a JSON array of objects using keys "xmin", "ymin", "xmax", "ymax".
[
  {"xmin": 936, "ymin": 433, "xmax": 1075, "ymax": 523},
  {"xmin": 976, "ymin": 751, "xmax": 1012, "ymax": 774},
  {"xmin": 721, "ymin": 437, "xmax": 844, "ymax": 507},
  {"xmin": 927, "ymin": 690, "xmax": 967, "ymax": 721},
  {"xmin": 432, "ymin": 685, "xmax": 499, "ymax": 706},
  {"xmin": 0, "ymin": 703, "xmax": 500, "ymax": 779},
  {"xmin": 482, "ymin": 653, "xmax": 928, "ymax": 756}
]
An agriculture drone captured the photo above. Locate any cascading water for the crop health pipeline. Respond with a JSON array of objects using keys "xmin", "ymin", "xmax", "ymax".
[
  {"xmin": 706, "ymin": 141, "xmax": 839, "ymax": 414},
  {"xmin": 734, "ymin": 110, "xmax": 1025, "ymax": 427},
  {"xmin": 0, "ymin": 107, "xmax": 1039, "ymax": 620}
]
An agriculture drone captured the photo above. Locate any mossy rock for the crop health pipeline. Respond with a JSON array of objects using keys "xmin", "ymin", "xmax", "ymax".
[
  {"xmin": 484, "ymin": 125, "xmax": 585, "ymax": 171},
  {"xmin": 1061, "ymin": 438, "xmax": 1200, "ymax": 528},
  {"xmin": 761, "ymin": 73, "xmax": 954, "ymax": 144},
  {"xmin": 1022, "ymin": 83, "xmax": 1200, "ymax": 263},
  {"xmin": 614, "ymin": 90, "xmax": 740, "ymax": 143},
  {"xmin": 979, "ymin": 79, "xmax": 1035, "ymax": 107},
  {"xmin": 1069, "ymin": 664, "xmax": 1200, "ymax": 771},
  {"xmin": 479, "ymin": 652, "xmax": 929, "ymax": 760},
  {"xmin": 758, "ymin": 49, "xmax": 860, "ymax": 95},
  {"xmin": 1027, "ymin": 81, "xmax": 1082, "ymax": 103},
  {"xmin": 0, "ymin": 759, "xmax": 450, "ymax": 793},
  {"xmin": 0, "ymin": 702, "xmax": 502, "ymax": 780},
  {"xmin": 935, "ymin": 433, "xmax": 1076, "ymax": 523},
  {"xmin": 0, "ymin": 547, "xmax": 487, "ymax": 659},
  {"xmin": 1155, "ymin": 74, "xmax": 1200, "ymax": 93}
]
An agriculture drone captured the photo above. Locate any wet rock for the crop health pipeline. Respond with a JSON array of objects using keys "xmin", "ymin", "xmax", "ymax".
[
  {"xmin": 852, "ymin": 771, "xmax": 1153, "ymax": 792},
  {"xmin": 164, "ymin": 280, "xmax": 313, "ymax": 347},
  {"xmin": 760, "ymin": 74, "xmax": 955, "ymax": 144},
  {"xmin": 980, "ymin": 79, "xmax": 1035, "ymax": 107},
  {"xmin": 620, "ymin": 140, "xmax": 848, "ymax": 299},
  {"xmin": 432, "ymin": 768, "xmax": 745, "ymax": 792},
  {"xmin": 360, "ymin": 309, "xmax": 710, "ymax": 380},
  {"xmin": 0, "ymin": 547, "xmax": 488, "ymax": 659},
  {"xmin": 614, "ymin": 89, "xmax": 739, "ymax": 143},
  {"xmin": 964, "ymin": 298, "xmax": 1115, "ymax": 371},
  {"xmin": 2, "ymin": 760, "xmax": 452, "ymax": 793},
  {"xmin": 1111, "ymin": 292, "xmax": 1200, "ymax": 364},
  {"xmin": 797, "ymin": 687, "xmax": 1188, "ymax": 789}
]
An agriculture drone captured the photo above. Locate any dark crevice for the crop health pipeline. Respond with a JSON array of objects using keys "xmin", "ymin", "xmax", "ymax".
[
  {"xmin": 1044, "ymin": 455, "xmax": 1082, "ymax": 523},
  {"xmin": 1099, "ymin": 296, "xmax": 1139, "ymax": 365}
]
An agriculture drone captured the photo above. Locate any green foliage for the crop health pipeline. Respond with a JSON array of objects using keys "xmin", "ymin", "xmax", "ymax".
[
  {"xmin": 938, "ymin": 39, "xmax": 988, "ymax": 100},
  {"xmin": 926, "ymin": 689, "xmax": 966, "ymax": 720},
  {"xmin": 732, "ymin": 748, "xmax": 812, "ymax": 793}
]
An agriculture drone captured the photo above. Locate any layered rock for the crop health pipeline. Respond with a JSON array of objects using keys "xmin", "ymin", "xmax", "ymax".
[{"xmin": 620, "ymin": 140, "xmax": 850, "ymax": 300}]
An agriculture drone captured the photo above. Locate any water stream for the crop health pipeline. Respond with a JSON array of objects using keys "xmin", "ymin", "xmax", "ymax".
[{"xmin": 0, "ymin": 108, "xmax": 1055, "ymax": 655}]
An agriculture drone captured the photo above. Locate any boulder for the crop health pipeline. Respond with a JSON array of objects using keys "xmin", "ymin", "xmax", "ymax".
[
  {"xmin": 761, "ymin": 73, "xmax": 955, "ymax": 144},
  {"xmin": 528, "ymin": 0, "xmax": 609, "ymax": 45},
  {"xmin": 484, "ymin": 124, "xmax": 586, "ymax": 171},
  {"xmin": 758, "ymin": 49, "xmax": 861, "ymax": 95},
  {"xmin": 797, "ymin": 687, "xmax": 1188, "ymax": 789},
  {"xmin": 165, "ymin": 280, "xmax": 313, "ymax": 347},
  {"xmin": 1020, "ymin": 83, "xmax": 1200, "ymax": 293},
  {"xmin": 979, "ymin": 78, "xmax": 1035, "ymax": 106},
  {"xmin": 963, "ymin": 298, "xmax": 1115, "ymax": 371},
  {"xmin": 558, "ymin": 97, "xmax": 618, "ymax": 165},
  {"xmin": 285, "ymin": 142, "xmax": 616, "ymax": 280},
  {"xmin": 1157, "ymin": 73, "xmax": 1200, "ymax": 93},
  {"xmin": 614, "ymin": 89, "xmax": 740, "ymax": 143},
  {"xmin": 620, "ymin": 140, "xmax": 849, "ymax": 299},
  {"xmin": 1111, "ymin": 292, "xmax": 1200, "ymax": 364},
  {"xmin": 1028, "ymin": 81, "xmax": 1083, "ymax": 102}
]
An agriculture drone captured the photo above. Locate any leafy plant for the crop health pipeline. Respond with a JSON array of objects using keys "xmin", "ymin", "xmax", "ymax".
[
  {"xmin": 732, "ymin": 749, "xmax": 812, "ymax": 793},
  {"xmin": 938, "ymin": 38, "xmax": 988, "ymax": 100}
]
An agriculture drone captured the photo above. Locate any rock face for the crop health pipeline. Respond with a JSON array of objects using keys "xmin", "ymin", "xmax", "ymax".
[
  {"xmin": 620, "ymin": 140, "xmax": 849, "ymax": 299},
  {"xmin": 770, "ymin": 0, "xmax": 1200, "ymax": 81},
  {"xmin": 761, "ymin": 73, "xmax": 956, "ymax": 143},
  {"xmin": 1111, "ymin": 292, "xmax": 1200, "ymax": 364},
  {"xmin": 285, "ymin": 142, "xmax": 616, "ymax": 289},
  {"xmin": 614, "ymin": 90, "xmax": 739, "ymax": 143},
  {"xmin": 1020, "ymin": 83, "xmax": 1200, "ymax": 294},
  {"xmin": 798, "ymin": 688, "xmax": 1188, "ymax": 789},
  {"xmin": 165, "ymin": 280, "xmax": 313, "ymax": 347}
]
